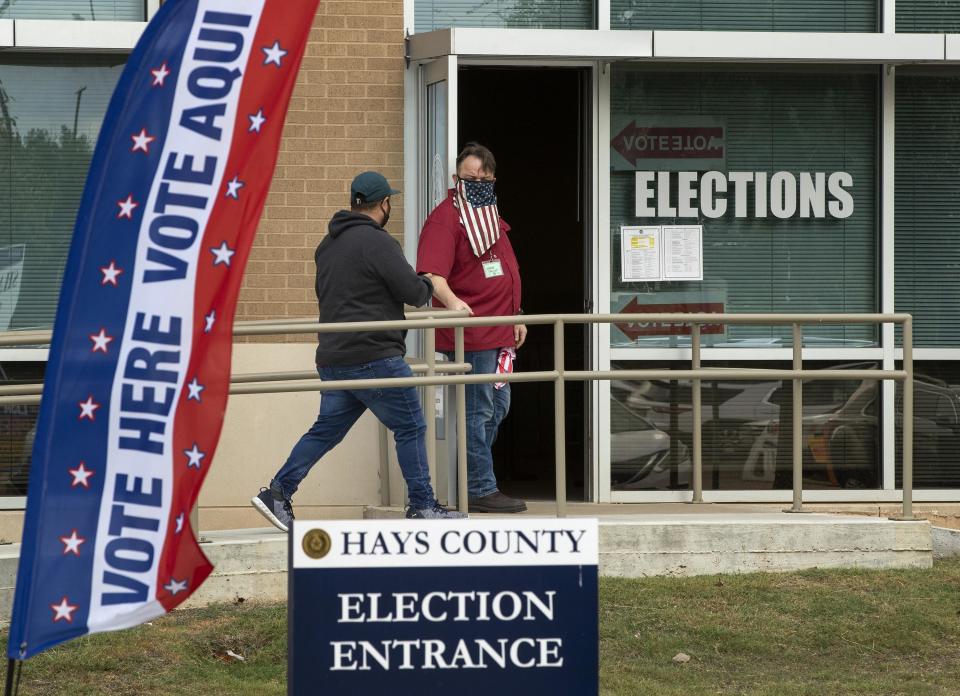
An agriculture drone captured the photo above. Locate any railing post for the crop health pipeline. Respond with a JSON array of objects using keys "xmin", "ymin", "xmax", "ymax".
[
  {"xmin": 901, "ymin": 316, "xmax": 915, "ymax": 520},
  {"xmin": 424, "ymin": 322, "xmax": 437, "ymax": 503},
  {"xmin": 785, "ymin": 322, "xmax": 807, "ymax": 513},
  {"xmin": 455, "ymin": 326, "xmax": 468, "ymax": 514},
  {"xmin": 554, "ymin": 319, "xmax": 567, "ymax": 518},
  {"xmin": 691, "ymin": 323, "xmax": 703, "ymax": 503}
]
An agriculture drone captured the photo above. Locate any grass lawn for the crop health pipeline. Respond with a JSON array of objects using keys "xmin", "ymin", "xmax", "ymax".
[{"xmin": 2, "ymin": 560, "xmax": 958, "ymax": 695}]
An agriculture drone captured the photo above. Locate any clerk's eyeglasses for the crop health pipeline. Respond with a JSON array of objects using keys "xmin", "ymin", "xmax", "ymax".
[{"xmin": 457, "ymin": 175, "xmax": 496, "ymax": 184}]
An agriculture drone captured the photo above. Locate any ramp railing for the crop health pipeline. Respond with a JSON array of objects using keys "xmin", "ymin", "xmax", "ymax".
[{"xmin": 0, "ymin": 312, "xmax": 916, "ymax": 521}]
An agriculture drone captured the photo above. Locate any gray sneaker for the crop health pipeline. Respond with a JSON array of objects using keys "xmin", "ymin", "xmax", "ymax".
[
  {"xmin": 406, "ymin": 502, "xmax": 468, "ymax": 519},
  {"xmin": 251, "ymin": 486, "xmax": 295, "ymax": 532}
]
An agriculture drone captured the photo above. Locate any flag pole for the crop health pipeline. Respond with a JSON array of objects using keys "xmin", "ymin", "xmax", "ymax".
[{"xmin": 4, "ymin": 657, "xmax": 20, "ymax": 696}]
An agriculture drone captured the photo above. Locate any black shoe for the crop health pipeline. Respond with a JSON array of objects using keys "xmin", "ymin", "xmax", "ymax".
[
  {"xmin": 467, "ymin": 491, "xmax": 527, "ymax": 513},
  {"xmin": 251, "ymin": 486, "xmax": 295, "ymax": 532}
]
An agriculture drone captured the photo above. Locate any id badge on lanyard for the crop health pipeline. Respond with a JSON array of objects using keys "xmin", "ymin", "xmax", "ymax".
[{"xmin": 482, "ymin": 254, "xmax": 504, "ymax": 279}]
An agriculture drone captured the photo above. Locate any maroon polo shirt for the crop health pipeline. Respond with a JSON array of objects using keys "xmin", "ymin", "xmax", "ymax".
[{"xmin": 416, "ymin": 190, "xmax": 522, "ymax": 352}]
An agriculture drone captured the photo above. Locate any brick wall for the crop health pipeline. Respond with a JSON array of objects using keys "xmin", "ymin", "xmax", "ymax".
[{"xmin": 236, "ymin": 0, "xmax": 406, "ymax": 332}]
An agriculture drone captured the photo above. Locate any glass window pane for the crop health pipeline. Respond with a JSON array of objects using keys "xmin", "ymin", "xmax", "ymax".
[
  {"xmin": 895, "ymin": 363, "xmax": 960, "ymax": 489},
  {"xmin": 611, "ymin": 361, "xmax": 881, "ymax": 491},
  {"xmin": 612, "ymin": 0, "xmax": 877, "ymax": 31},
  {"xmin": 609, "ymin": 66, "xmax": 878, "ymax": 349},
  {"xmin": 897, "ymin": 1, "xmax": 960, "ymax": 32},
  {"xmin": 0, "ymin": 362, "xmax": 43, "ymax": 497},
  {"xmin": 416, "ymin": 0, "xmax": 595, "ymax": 32},
  {"xmin": 0, "ymin": 1, "xmax": 144, "ymax": 21},
  {"xmin": 0, "ymin": 54, "xmax": 124, "ymax": 330},
  {"xmin": 895, "ymin": 70, "xmax": 960, "ymax": 347},
  {"xmin": 427, "ymin": 80, "xmax": 448, "ymax": 214}
]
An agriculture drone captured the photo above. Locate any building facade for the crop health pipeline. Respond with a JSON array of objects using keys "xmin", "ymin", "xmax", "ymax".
[{"xmin": 2, "ymin": 0, "xmax": 960, "ymax": 533}]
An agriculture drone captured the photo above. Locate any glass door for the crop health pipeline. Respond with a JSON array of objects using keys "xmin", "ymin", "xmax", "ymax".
[
  {"xmin": 416, "ymin": 56, "xmax": 459, "ymax": 505},
  {"xmin": 419, "ymin": 55, "xmax": 458, "ymax": 223}
]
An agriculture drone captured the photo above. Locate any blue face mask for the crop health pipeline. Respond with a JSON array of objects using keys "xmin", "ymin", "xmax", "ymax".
[{"xmin": 459, "ymin": 178, "xmax": 497, "ymax": 208}]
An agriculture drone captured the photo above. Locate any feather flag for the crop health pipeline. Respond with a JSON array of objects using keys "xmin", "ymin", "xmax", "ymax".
[{"xmin": 7, "ymin": 0, "xmax": 319, "ymax": 660}]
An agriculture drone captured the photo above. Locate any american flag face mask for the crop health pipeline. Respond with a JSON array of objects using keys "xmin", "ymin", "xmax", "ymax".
[{"xmin": 454, "ymin": 178, "xmax": 501, "ymax": 257}]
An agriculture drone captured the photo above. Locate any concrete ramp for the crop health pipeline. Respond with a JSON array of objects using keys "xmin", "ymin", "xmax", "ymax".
[{"xmin": 0, "ymin": 512, "xmax": 932, "ymax": 622}]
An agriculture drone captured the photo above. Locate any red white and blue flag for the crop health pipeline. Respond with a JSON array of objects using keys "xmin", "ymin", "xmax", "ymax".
[{"xmin": 7, "ymin": 0, "xmax": 319, "ymax": 660}]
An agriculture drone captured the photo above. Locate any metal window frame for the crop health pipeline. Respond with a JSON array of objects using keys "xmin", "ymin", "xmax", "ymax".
[
  {"xmin": 0, "ymin": 0, "xmax": 157, "ymax": 52},
  {"xmin": 604, "ymin": 60, "xmax": 890, "ymax": 501},
  {"xmin": 407, "ymin": 27, "xmax": 946, "ymax": 63}
]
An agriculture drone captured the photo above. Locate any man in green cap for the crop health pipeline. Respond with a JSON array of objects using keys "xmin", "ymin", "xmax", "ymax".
[{"xmin": 252, "ymin": 171, "xmax": 466, "ymax": 529}]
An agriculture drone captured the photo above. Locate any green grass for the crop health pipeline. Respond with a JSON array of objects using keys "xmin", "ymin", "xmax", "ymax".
[
  {"xmin": 3, "ymin": 561, "xmax": 960, "ymax": 695},
  {"xmin": 1, "ymin": 600, "xmax": 287, "ymax": 696},
  {"xmin": 601, "ymin": 560, "xmax": 960, "ymax": 696}
]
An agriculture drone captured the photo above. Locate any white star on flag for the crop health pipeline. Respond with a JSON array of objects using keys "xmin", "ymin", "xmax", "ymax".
[
  {"xmin": 248, "ymin": 108, "xmax": 267, "ymax": 133},
  {"xmin": 116, "ymin": 194, "xmax": 139, "ymax": 220},
  {"xmin": 150, "ymin": 62, "xmax": 171, "ymax": 87},
  {"xmin": 60, "ymin": 530, "xmax": 86, "ymax": 556},
  {"xmin": 78, "ymin": 395, "xmax": 100, "ymax": 421},
  {"xmin": 225, "ymin": 175, "xmax": 245, "ymax": 199},
  {"xmin": 50, "ymin": 597, "xmax": 78, "ymax": 623},
  {"xmin": 175, "ymin": 512, "xmax": 185, "ymax": 534},
  {"xmin": 211, "ymin": 241, "xmax": 235, "ymax": 267},
  {"xmin": 163, "ymin": 578, "xmax": 189, "ymax": 596},
  {"xmin": 131, "ymin": 128, "xmax": 157, "ymax": 154},
  {"xmin": 204, "ymin": 310, "xmax": 216, "ymax": 333},
  {"xmin": 184, "ymin": 443, "xmax": 206, "ymax": 469},
  {"xmin": 100, "ymin": 261, "xmax": 123, "ymax": 286},
  {"xmin": 89, "ymin": 328, "xmax": 114, "ymax": 354},
  {"xmin": 186, "ymin": 377, "xmax": 204, "ymax": 402},
  {"xmin": 68, "ymin": 462, "xmax": 94, "ymax": 488},
  {"xmin": 262, "ymin": 41, "xmax": 288, "ymax": 67}
]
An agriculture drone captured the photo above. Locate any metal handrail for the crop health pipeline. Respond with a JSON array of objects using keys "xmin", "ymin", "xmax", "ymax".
[
  {"xmin": 0, "ymin": 311, "xmax": 916, "ymax": 520},
  {"xmin": 0, "ymin": 305, "xmax": 467, "ymax": 346},
  {"xmin": 0, "ymin": 361, "xmax": 474, "ymax": 399}
]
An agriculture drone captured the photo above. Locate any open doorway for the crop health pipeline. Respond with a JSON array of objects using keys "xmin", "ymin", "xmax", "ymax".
[{"xmin": 458, "ymin": 66, "xmax": 591, "ymax": 502}]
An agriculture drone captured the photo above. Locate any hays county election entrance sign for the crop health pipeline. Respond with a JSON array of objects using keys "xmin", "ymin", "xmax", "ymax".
[
  {"xmin": 7, "ymin": 0, "xmax": 319, "ymax": 664},
  {"xmin": 290, "ymin": 519, "xmax": 599, "ymax": 696}
]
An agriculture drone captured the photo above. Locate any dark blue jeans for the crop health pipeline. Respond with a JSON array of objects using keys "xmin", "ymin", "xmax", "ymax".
[
  {"xmin": 271, "ymin": 355, "xmax": 435, "ymax": 509},
  {"xmin": 446, "ymin": 348, "xmax": 510, "ymax": 498}
]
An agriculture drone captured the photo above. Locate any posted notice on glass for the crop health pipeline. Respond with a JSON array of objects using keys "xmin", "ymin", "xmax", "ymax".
[{"xmin": 620, "ymin": 225, "xmax": 703, "ymax": 282}]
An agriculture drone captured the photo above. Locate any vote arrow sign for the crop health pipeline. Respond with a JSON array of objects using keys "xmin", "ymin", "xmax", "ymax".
[
  {"xmin": 615, "ymin": 298, "xmax": 725, "ymax": 340},
  {"xmin": 611, "ymin": 121, "xmax": 725, "ymax": 167}
]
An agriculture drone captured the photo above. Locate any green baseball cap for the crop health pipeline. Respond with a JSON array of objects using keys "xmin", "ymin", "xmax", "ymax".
[{"xmin": 351, "ymin": 171, "xmax": 401, "ymax": 205}]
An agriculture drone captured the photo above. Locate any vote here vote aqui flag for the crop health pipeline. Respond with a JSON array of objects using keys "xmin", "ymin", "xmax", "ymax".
[{"xmin": 7, "ymin": 0, "xmax": 319, "ymax": 660}]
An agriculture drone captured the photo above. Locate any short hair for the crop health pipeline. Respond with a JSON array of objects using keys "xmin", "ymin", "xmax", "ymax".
[{"xmin": 456, "ymin": 142, "xmax": 496, "ymax": 175}]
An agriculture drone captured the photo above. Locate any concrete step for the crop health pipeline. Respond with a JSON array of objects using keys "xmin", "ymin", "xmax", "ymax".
[
  {"xmin": 0, "ymin": 512, "xmax": 932, "ymax": 624},
  {"xmin": 594, "ymin": 513, "xmax": 931, "ymax": 577},
  {"xmin": 364, "ymin": 507, "xmax": 933, "ymax": 577}
]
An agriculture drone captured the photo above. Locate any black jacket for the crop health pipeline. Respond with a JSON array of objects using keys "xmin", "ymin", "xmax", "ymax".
[{"xmin": 314, "ymin": 211, "xmax": 433, "ymax": 366}]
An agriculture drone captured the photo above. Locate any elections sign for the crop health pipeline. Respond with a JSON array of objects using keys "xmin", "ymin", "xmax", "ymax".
[
  {"xmin": 290, "ymin": 519, "xmax": 599, "ymax": 696},
  {"xmin": 8, "ymin": 0, "xmax": 319, "ymax": 660}
]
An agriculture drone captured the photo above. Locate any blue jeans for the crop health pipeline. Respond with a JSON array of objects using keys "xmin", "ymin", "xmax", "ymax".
[
  {"xmin": 446, "ymin": 348, "xmax": 510, "ymax": 499},
  {"xmin": 271, "ymin": 355, "xmax": 435, "ymax": 509}
]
